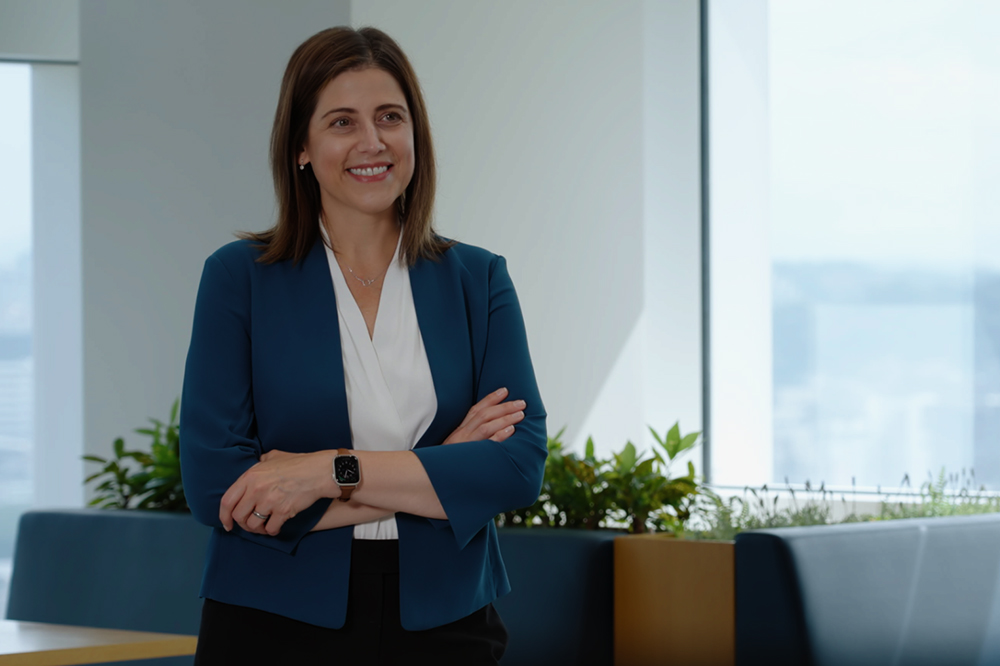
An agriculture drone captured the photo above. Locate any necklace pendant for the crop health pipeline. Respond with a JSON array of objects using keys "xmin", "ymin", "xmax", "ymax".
[{"xmin": 348, "ymin": 265, "xmax": 378, "ymax": 288}]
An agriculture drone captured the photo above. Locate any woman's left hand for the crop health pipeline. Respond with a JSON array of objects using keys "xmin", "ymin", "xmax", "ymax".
[{"xmin": 219, "ymin": 449, "xmax": 334, "ymax": 536}]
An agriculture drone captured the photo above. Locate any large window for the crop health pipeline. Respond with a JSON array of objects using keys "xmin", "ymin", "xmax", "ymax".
[
  {"xmin": 0, "ymin": 62, "xmax": 33, "ymax": 607},
  {"xmin": 711, "ymin": 0, "xmax": 1000, "ymax": 490},
  {"xmin": 771, "ymin": 1, "xmax": 1000, "ymax": 489}
]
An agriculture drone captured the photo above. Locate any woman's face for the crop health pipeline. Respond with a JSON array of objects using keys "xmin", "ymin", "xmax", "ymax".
[{"xmin": 300, "ymin": 67, "xmax": 415, "ymax": 222}]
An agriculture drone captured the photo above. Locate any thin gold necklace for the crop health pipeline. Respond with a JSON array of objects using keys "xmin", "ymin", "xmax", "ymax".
[{"xmin": 346, "ymin": 264, "xmax": 386, "ymax": 287}]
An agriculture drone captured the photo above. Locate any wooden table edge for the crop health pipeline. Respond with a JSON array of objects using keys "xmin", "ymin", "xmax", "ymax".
[{"xmin": 0, "ymin": 634, "xmax": 197, "ymax": 666}]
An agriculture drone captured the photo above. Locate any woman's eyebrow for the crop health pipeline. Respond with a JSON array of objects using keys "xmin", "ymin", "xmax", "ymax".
[{"xmin": 320, "ymin": 103, "xmax": 408, "ymax": 119}]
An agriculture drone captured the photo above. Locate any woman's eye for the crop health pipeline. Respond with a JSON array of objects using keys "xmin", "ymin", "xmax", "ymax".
[
  {"xmin": 332, "ymin": 118, "xmax": 350, "ymax": 128},
  {"xmin": 382, "ymin": 112, "xmax": 400, "ymax": 122}
]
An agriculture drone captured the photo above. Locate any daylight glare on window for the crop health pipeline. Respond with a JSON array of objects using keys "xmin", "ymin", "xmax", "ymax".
[
  {"xmin": 0, "ymin": 62, "xmax": 33, "ymax": 523},
  {"xmin": 770, "ymin": 1, "xmax": 1000, "ymax": 489}
]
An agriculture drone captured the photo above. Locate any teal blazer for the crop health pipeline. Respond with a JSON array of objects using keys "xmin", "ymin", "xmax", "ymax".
[{"xmin": 179, "ymin": 236, "xmax": 547, "ymax": 630}]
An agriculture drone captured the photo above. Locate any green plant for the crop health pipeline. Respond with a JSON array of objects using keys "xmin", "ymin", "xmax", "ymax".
[
  {"xmin": 497, "ymin": 422, "xmax": 704, "ymax": 534},
  {"xmin": 691, "ymin": 483, "xmax": 839, "ymax": 540},
  {"xmin": 498, "ymin": 429, "xmax": 611, "ymax": 529},
  {"xmin": 544, "ymin": 432, "xmax": 614, "ymax": 529},
  {"xmin": 83, "ymin": 398, "xmax": 188, "ymax": 511},
  {"xmin": 603, "ymin": 425, "xmax": 700, "ymax": 534},
  {"xmin": 880, "ymin": 468, "xmax": 1000, "ymax": 520},
  {"xmin": 689, "ymin": 467, "xmax": 1000, "ymax": 540}
]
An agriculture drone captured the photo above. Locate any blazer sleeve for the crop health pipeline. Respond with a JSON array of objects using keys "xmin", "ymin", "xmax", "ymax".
[
  {"xmin": 413, "ymin": 255, "xmax": 548, "ymax": 549},
  {"xmin": 179, "ymin": 252, "xmax": 331, "ymax": 555}
]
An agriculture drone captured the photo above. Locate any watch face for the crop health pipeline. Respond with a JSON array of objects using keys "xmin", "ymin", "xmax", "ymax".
[{"xmin": 334, "ymin": 455, "xmax": 360, "ymax": 485}]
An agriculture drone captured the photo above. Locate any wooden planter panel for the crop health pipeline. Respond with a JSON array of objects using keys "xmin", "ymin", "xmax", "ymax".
[{"xmin": 614, "ymin": 536, "xmax": 734, "ymax": 666}]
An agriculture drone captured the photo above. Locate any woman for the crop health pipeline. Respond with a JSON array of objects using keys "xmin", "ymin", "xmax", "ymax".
[{"xmin": 179, "ymin": 26, "xmax": 547, "ymax": 664}]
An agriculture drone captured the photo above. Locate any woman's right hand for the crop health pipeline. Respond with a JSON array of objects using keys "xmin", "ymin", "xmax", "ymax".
[{"xmin": 442, "ymin": 387, "xmax": 525, "ymax": 445}]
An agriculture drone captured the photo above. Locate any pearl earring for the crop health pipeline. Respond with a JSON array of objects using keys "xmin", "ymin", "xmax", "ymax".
[{"xmin": 299, "ymin": 163, "xmax": 305, "ymax": 171}]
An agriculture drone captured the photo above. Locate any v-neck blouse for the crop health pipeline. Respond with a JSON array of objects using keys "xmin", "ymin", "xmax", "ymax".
[{"xmin": 320, "ymin": 223, "xmax": 438, "ymax": 540}]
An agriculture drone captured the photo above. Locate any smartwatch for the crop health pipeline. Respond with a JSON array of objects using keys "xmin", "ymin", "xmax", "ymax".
[{"xmin": 333, "ymin": 448, "xmax": 360, "ymax": 501}]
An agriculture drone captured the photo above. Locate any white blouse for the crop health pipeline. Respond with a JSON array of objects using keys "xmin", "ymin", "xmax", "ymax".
[{"xmin": 319, "ymin": 223, "xmax": 438, "ymax": 540}]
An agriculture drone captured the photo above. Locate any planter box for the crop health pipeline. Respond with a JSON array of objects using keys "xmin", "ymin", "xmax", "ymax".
[
  {"xmin": 496, "ymin": 528, "xmax": 617, "ymax": 666},
  {"xmin": 615, "ymin": 535, "xmax": 735, "ymax": 666}
]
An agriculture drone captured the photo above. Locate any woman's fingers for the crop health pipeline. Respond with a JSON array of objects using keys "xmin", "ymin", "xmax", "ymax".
[
  {"xmin": 237, "ymin": 494, "xmax": 283, "ymax": 535},
  {"xmin": 219, "ymin": 478, "xmax": 248, "ymax": 531},
  {"xmin": 489, "ymin": 425, "xmax": 516, "ymax": 442},
  {"xmin": 232, "ymin": 493, "xmax": 259, "ymax": 533},
  {"xmin": 218, "ymin": 462, "xmax": 280, "ymax": 534},
  {"xmin": 479, "ymin": 399, "xmax": 526, "ymax": 425},
  {"xmin": 221, "ymin": 452, "xmax": 326, "ymax": 535},
  {"xmin": 442, "ymin": 388, "xmax": 527, "ymax": 445},
  {"xmin": 480, "ymin": 409, "xmax": 525, "ymax": 440},
  {"xmin": 244, "ymin": 512, "xmax": 267, "ymax": 535},
  {"xmin": 265, "ymin": 512, "xmax": 291, "ymax": 536},
  {"xmin": 466, "ymin": 387, "xmax": 508, "ymax": 419}
]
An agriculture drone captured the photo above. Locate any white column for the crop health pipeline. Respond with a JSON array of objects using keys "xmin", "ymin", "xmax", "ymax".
[
  {"xmin": 32, "ymin": 63, "xmax": 84, "ymax": 508},
  {"xmin": 708, "ymin": 0, "xmax": 773, "ymax": 486}
]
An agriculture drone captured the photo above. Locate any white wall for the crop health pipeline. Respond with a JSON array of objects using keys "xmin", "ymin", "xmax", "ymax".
[
  {"xmin": 79, "ymin": 1, "xmax": 350, "ymax": 466},
  {"xmin": 0, "ymin": 0, "xmax": 78, "ymax": 62},
  {"xmin": 640, "ymin": 0, "xmax": 704, "ymax": 460},
  {"xmin": 351, "ymin": 0, "xmax": 703, "ymax": 459},
  {"xmin": 349, "ymin": 0, "xmax": 704, "ymax": 461},
  {"xmin": 574, "ymin": 0, "xmax": 704, "ymax": 462}
]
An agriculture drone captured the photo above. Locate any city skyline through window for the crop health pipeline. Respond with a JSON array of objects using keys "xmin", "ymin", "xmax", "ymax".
[{"xmin": 770, "ymin": 1, "xmax": 1000, "ymax": 489}]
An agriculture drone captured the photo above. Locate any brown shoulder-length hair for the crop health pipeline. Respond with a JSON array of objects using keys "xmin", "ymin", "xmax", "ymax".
[{"xmin": 239, "ymin": 26, "xmax": 452, "ymax": 265}]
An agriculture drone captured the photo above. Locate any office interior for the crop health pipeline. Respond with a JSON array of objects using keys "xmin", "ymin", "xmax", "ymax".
[{"xmin": 2, "ymin": 1, "xmax": 999, "ymax": 664}]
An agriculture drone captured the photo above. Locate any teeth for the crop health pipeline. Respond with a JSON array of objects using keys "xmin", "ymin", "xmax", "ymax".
[{"xmin": 349, "ymin": 166, "xmax": 389, "ymax": 176}]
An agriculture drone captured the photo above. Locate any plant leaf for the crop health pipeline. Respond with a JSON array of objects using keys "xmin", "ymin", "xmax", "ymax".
[
  {"xmin": 665, "ymin": 423, "xmax": 681, "ymax": 459},
  {"xmin": 619, "ymin": 442, "xmax": 637, "ymax": 472},
  {"xmin": 677, "ymin": 431, "xmax": 701, "ymax": 454}
]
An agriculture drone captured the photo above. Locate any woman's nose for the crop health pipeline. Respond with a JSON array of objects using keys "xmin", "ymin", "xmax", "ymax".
[{"xmin": 356, "ymin": 122, "xmax": 385, "ymax": 153}]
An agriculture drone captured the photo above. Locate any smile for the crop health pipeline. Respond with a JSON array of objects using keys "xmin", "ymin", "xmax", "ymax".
[{"xmin": 348, "ymin": 165, "xmax": 390, "ymax": 176}]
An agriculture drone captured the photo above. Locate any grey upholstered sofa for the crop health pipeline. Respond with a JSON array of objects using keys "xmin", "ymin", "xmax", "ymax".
[{"xmin": 736, "ymin": 513, "xmax": 1000, "ymax": 666}]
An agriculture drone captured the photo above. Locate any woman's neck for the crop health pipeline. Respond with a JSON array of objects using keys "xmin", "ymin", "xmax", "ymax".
[{"xmin": 321, "ymin": 209, "xmax": 400, "ymax": 266}]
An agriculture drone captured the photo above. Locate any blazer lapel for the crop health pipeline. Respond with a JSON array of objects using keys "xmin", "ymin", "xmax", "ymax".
[
  {"xmin": 409, "ymin": 254, "xmax": 474, "ymax": 449},
  {"xmin": 254, "ymin": 236, "xmax": 353, "ymax": 453}
]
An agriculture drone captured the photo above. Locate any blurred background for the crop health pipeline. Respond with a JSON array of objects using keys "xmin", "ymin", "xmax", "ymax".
[{"xmin": 2, "ymin": 0, "xmax": 999, "ymax": 608}]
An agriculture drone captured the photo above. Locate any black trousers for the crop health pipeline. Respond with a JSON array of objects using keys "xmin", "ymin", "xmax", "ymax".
[{"xmin": 193, "ymin": 539, "xmax": 508, "ymax": 665}]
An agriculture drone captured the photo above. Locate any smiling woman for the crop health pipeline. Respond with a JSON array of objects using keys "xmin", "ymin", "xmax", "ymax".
[
  {"xmin": 179, "ymin": 26, "xmax": 546, "ymax": 665},
  {"xmin": 240, "ymin": 27, "xmax": 448, "ymax": 268}
]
